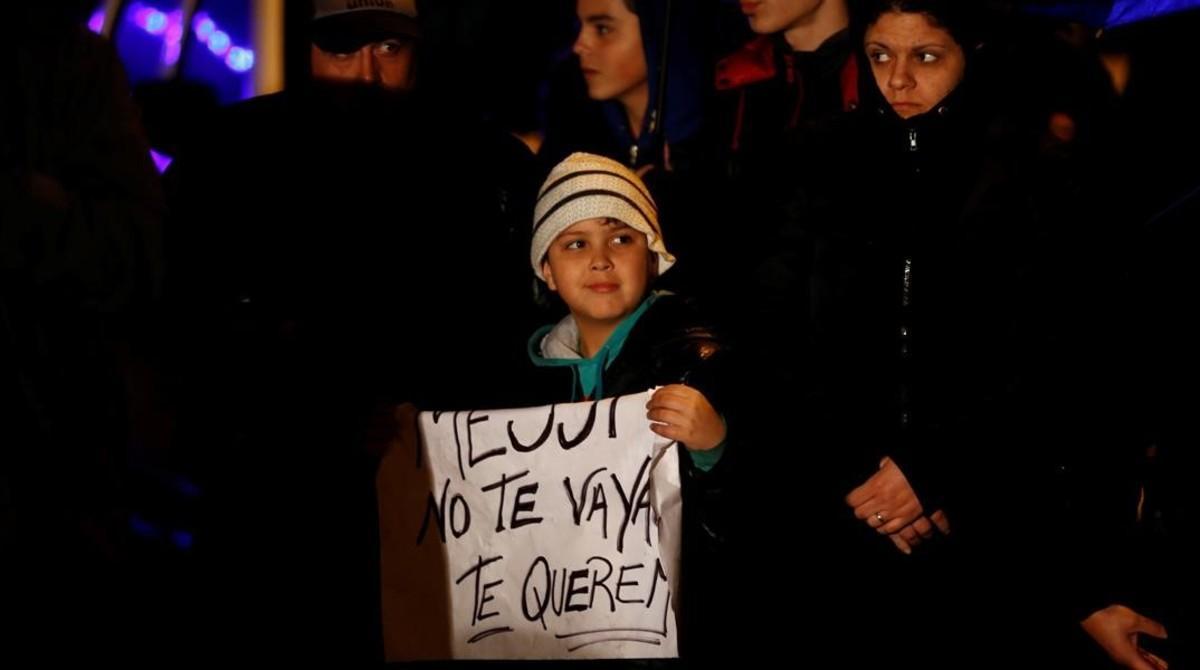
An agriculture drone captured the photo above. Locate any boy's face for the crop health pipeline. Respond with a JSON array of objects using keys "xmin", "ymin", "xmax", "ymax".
[
  {"xmin": 542, "ymin": 217, "xmax": 655, "ymax": 331},
  {"xmin": 741, "ymin": 0, "xmax": 825, "ymax": 35},
  {"xmin": 573, "ymin": 0, "xmax": 648, "ymax": 104}
]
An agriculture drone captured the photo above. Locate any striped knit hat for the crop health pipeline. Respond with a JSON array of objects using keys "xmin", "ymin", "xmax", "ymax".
[{"xmin": 531, "ymin": 152, "xmax": 675, "ymax": 281}]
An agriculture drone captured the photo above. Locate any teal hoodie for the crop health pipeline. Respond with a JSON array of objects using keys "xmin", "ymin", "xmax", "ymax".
[{"xmin": 527, "ymin": 291, "xmax": 724, "ymax": 471}]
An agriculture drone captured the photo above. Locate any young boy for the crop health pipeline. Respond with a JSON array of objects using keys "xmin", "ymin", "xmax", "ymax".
[
  {"xmin": 526, "ymin": 152, "xmax": 732, "ymax": 655},
  {"xmin": 528, "ymin": 152, "xmax": 728, "ymax": 464},
  {"xmin": 542, "ymin": 0, "xmax": 708, "ymax": 173}
]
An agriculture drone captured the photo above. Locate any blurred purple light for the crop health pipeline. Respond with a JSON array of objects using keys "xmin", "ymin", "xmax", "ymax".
[
  {"xmin": 150, "ymin": 149, "xmax": 174, "ymax": 174},
  {"xmin": 161, "ymin": 11, "xmax": 185, "ymax": 65},
  {"xmin": 122, "ymin": 5, "xmax": 254, "ymax": 74},
  {"xmin": 163, "ymin": 41, "xmax": 183, "ymax": 66},
  {"xmin": 88, "ymin": 10, "xmax": 105, "ymax": 34},
  {"xmin": 166, "ymin": 11, "xmax": 184, "ymax": 43},
  {"xmin": 133, "ymin": 7, "xmax": 153, "ymax": 28}
]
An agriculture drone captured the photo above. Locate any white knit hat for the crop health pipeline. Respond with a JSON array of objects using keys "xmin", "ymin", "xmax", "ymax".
[{"xmin": 531, "ymin": 152, "xmax": 675, "ymax": 281}]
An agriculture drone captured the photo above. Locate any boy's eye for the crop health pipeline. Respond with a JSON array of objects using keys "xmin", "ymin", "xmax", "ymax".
[
  {"xmin": 611, "ymin": 234, "xmax": 634, "ymax": 246},
  {"xmin": 596, "ymin": 23, "xmax": 612, "ymax": 36},
  {"xmin": 565, "ymin": 239, "xmax": 586, "ymax": 251},
  {"xmin": 868, "ymin": 50, "xmax": 891, "ymax": 64},
  {"xmin": 918, "ymin": 52, "xmax": 939, "ymax": 63}
]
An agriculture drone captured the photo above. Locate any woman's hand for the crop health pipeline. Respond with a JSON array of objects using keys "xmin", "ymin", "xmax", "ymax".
[{"xmin": 846, "ymin": 457, "xmax": 924, "ymax": 539}]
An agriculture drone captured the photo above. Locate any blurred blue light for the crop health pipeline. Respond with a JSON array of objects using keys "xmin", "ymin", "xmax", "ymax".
[
  {"xmin": 1108, "ymin": 0, "xmax": 1200, "ymax": 26},
  {"xmin": 145, "ymin": 10, "xmax": 168, "ymax": 35},
  {"xmin": 207, "ymin": 30, "xmax": 231, "ymax": 57},
  {"xmin": 193, "ymin": 14, "xmax": 216, "ymax": 42},
  {"xmin": 170, "ymin": 530, "xmax": 195, "ymax": 551},
  {"xmin": 226, "ymin": 47, "xmax": 255, "ymax": 73},
  {"xmin": 119, "ymin": 5, "xmax": 254, "ymax": 76},
  {"xmin": 88, "ymin": 10, "xmax": 105, "ymax": 34},
  {"xmin": 129, "ymin": 514, "xmax": 161, "ymax": 539}
]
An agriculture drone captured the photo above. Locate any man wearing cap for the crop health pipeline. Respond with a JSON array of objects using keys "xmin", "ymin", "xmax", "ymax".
[
  {"xmin": 309, "ymin": 0, "xmax": 420, "ymax": 91},
  {"xmin": 165, "ymin": 0, "xmax": 537, "ymax": 660}
]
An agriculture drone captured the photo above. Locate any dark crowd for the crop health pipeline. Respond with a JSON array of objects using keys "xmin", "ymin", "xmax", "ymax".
[{"xmin": 2, "ymin": 0, "xmax": 1198, "ymax": 667}]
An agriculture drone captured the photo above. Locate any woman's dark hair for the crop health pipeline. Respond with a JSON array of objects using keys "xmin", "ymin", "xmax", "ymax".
[{"xmin": 855, "ymin": 0, "xmax": 985, "ymax": 50}]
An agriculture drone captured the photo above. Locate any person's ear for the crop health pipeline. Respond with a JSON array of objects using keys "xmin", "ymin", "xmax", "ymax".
[{"xmin": 542, "ymin": 260, "xmax": 558, "ymax": 292}]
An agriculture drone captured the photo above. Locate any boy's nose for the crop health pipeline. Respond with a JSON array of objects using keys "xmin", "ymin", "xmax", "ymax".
[{"xmin": 590, "ymin": 253, "xmax": 614, "ymax": 271}]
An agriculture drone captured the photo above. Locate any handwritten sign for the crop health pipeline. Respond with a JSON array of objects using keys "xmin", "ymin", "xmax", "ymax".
[{"xmin": 378, "ymin": 391, "xmax": 682, "ymax": 661}]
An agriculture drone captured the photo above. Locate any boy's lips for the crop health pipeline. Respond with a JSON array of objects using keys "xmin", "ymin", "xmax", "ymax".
[
  {"xmin": 740, "ymin": 1, "xmax": 759, "ymax": 15},
  {"xmin": 586, "ymin": 283, "xmax": 619, "ymax": 293}
]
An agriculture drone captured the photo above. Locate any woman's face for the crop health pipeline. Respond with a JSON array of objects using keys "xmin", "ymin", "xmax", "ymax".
[{"xmin": 864, "ymin": 11, "xmax": 966, "ymax": 119}]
